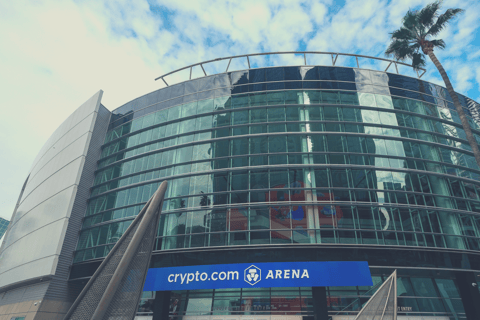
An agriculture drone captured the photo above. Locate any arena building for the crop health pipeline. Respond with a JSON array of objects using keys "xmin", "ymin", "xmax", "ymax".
[{"xmin": 1, "ymin": 52, "xmax": 480, "ymax": 320}]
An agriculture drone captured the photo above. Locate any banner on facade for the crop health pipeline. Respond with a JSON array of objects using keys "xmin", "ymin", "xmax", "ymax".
[{"xmin": 143, "ymin": 261, "xmax": 372, "ymax": 291}]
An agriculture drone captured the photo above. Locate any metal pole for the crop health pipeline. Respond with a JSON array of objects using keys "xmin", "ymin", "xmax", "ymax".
[
  {"xmin": 161, "ymin": 78, "xmax": 168, "ymax": 86},
  {"xmin": 90, "ymin": 181, "xmax": 168, "ymax": 320},
  {"xmin": 304, "ymin": 53, "xmax": 307, "ymax": 65},
  {"xmin": 155, "ymin": 51, "xmax": 426, "ymax": 82},
  {"xmin": 380, "ymin": 275, "xmax": 394, "ymax": 319},
  {"xmin": 226, "ymin": 58, "xmax": 232, "ymax": 72},
  {"xmin": 200, "ymin": 64, "xmax": 207, "ymax": 76},
  {"xmin": 393, "ymin": 270, "xmax": 397, "ymax": 320},
  {"xmin": 190, "ymin": 67, "xmax": 192, "ymax": 80},
  {"xmin": 385, "ymin": 61, "xmax": 392, "ymax": 72}
]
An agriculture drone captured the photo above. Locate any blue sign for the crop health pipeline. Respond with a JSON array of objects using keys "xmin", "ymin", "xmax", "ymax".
[{"xmin": 144, "ymin": 261, "xmax": 372, "ymax": 291}]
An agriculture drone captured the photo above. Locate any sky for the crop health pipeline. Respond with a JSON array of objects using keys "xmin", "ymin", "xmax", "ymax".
[{"xmin": 0, "ymin": 0, "xmax": 479, "ymax": 221}]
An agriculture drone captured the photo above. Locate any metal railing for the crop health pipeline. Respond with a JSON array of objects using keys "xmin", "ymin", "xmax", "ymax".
[{"xmin": 155, "ymin": 51, "xmax": 427, "ymax": 86}]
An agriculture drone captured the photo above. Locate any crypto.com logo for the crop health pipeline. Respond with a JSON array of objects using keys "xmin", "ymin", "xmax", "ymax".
[{"xmin": 244, "ymin": 265, "xmax": 261, "ymax": 285}]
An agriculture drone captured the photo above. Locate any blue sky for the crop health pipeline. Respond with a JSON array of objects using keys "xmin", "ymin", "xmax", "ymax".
[{"xmin": 0, "ymin": 0, "xmax": 479, "ymax": 220}]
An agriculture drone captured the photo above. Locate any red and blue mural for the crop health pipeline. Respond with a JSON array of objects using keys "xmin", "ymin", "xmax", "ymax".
[{"xmin": 228, "ymin": 181, "xmax": 344, "ymax": 241}]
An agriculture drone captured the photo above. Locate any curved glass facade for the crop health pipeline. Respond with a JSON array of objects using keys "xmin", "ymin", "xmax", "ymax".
[{"xmin": 72, "ymin": 66, "xmax": 480, "ymax": 319}]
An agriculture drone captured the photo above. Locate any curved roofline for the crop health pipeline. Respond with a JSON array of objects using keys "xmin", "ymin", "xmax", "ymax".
[{"xmin": 154, "ymin": 51, "xmax": 427, "ymax": 86}]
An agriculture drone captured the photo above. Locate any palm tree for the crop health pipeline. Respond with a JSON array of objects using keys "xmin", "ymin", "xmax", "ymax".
[{"xmin": 385, "ymin": 1, "xmax": 480, "ymax": 167}]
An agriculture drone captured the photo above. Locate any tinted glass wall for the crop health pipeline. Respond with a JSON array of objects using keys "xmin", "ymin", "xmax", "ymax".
[
  {"xmin": 74, "ymin": 66, "xmax": 480, "ymax": 263},
  {"xmin": 136, "ymin": 273, "xmax": 465, "ymax": 318}
]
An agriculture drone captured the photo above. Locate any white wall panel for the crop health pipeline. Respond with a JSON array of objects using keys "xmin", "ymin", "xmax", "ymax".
[
  {"xmin": 0, "ymin": 91, "xmax": 103, "ymax": 290},
  {"xmin": 28, "ymin": 113, "xmax": 96, "ymax": 181},
  {"xmin": 15, "ymin": 157, "xmax": 85, "ymax": 221},
  {"xmin": 0, "ymin": 256, "xmax": 58, "ymax": 288},
  {"xmin": 22, "ymin": 134, "xmax": 91, "ymax": 202},
  {"xmin": 0, "ymin": 219, "xmax": 68, "ymax": 284},
  {"xmin": 2, "ymin": 186, "xmax": 76, "ymax": 249},
  {"xmin": 28, "ymin": 92, "xmax": 102, "ymax": 172}
]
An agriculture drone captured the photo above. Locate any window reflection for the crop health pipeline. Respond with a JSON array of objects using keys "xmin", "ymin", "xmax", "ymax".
[{"xmin": 79, "ymin": 77, "xmax": 480, "ymax": 262}]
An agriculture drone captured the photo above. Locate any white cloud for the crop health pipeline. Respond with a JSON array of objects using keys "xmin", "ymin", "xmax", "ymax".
[{"xmin": 0, "ymin": 0, "xmax": 479, "ymax": 220}]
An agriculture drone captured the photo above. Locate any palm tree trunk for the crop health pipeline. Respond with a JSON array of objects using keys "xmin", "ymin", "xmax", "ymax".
[{"xmin": 427, "ymin": 50, "xmax": 480, "ymax": 168}]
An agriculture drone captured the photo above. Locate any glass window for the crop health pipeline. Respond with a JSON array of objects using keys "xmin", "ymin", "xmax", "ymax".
[
  {"xmin": 268, "ymin": 123, "xmax": 285, "ymax": 133},
  {"xmin": 250, "ymin": 155, "xmax": 268, "ymax": 166},
  {"xmin": 190, "ymin": 174, "xmax": 212, "ymax": 195},
  {"xmin": 267, "ymin": 91, "xmax": 285, "ymax": 105},
  {"xmin": 192, "ymin": 143, "xmax": 212, "ymax": 161},
  {"xmin": 410, "ymin": 277, "xmax": 439, "ymax": 297},
  {"xmin": 186, "ymin": 298, "xmax": 212, "ymax": 314},
  {"xmin": 378, "ymin": 111, "xmax": 397, "ymax": 126},
  {"xmin": 358, "ymin": 92, "xmax": 376, "ymax": 107},
  {"xmin": 214, "ymin": 96, "xmax": 231, "ymax": 110},
  {"xmin": 323, "ymin": 106, "xmax": 339, "ymax": 120},
  {"xmin": 284, "ymin": 66, "xmax": 302, "ymax": 80},
  {"xmin": 310, "ymin": 135, "xmax": 325, "ymax": 152},
  {"xmin": 304, "ymin": 90, "xmax": 320, "ymax": 104},
  {"xmin": 267, "ymin": 107, "xmax": 285, "ymax": 122},
  {"xmin": 321, "ymin": 90, "xmax": 338, "ymax": 104},
  {"xmin": 269, "ymin": 136, "xmax": 287, "ymax": 153},
  {"xmin": 250, "ymin": 136, "xmax": 268, "ymax": 154},
  {"xmin": 375, "ymin": 94, "xmax": 393, "ymax": 109},
  {"xmin": 231, "ymin": 171, "xmax": 249, "ymax": 191},
  {"xmin": 286, "ymin": 106, "xmax": 303, "ymax": 121},
  {"xmin": 327, "ymin": 136, "xmax": 344, "ymax": 152},
  {"xmin": 270, "ymin": 169, "xmax": 288, "ymax": 188},
  {"xmin": 250, "ymin": 170, "xmax": 268, "ymax": 189},
  {"xmin": 341, "ymin": 92, "xmax": 359, "ymax": 105},
  {"xmin": 171, "ymin": 177, "xmax": 190, "ymax": 197},
  {"xmin": 266, "ymin": 67, "xmax": 284, "ymax": 81},
  {"xmin": 232, "ymin": 110, "xmax": 249, "ymax": 125},
  {"xmin": 250, "ymin": 108, "xmax": 267, "ymax": 123},
  {"xmin": 249, "ymin": 207, "xmax": 270, "ymax": 230},
  {"xmin": 435, "ymin": 278, "xmax": 461, "ymax": 299},
  {"xmin": 287, "ymin": 135, "xmax": 303, "ymax": 152},
  {"xmin": 197, "ymin": 99, "xmax": 214, "ymax": 114},
  {"xmin": 195, "ymin": 115, "xmax": 213, "ymax": 131},
  {"xmin": 232, "ymin": 138, "xmax": 248, "ymax": 156},
  {"xmin": 176, "ymin": 146, "xmax": 193, "ymax": 163}
]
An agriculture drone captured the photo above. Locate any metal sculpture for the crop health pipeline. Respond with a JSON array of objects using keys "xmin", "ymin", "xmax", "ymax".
[
  {"xmin": 355, "ymin": 270, "xmax": 397, "ymax": 320},
  {"xmin": 64, "ymin": 181, "xmax": 168, "ymax": 320}
]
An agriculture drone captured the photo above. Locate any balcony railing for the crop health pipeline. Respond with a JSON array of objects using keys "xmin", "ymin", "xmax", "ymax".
[{"xmin": 155, "ymin": 51, "xmax": 427, "ymax": 87}]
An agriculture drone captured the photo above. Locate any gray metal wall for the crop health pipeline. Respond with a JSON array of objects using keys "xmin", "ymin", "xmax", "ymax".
[{"xmin": 0, "ymin": 90, "xmax": 107, "ymax": 292}]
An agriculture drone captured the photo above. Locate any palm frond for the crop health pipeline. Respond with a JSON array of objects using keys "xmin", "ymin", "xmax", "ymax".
[
  {"xmin": 411, "ymin": 52, "xmax": 427, "ymax": 70},
  {"xmin": 403, "ymin": 10, "xmax": 419, "ymax": 34},
  {"xmin": 386, "ymin": 39, "xmax": 417, "ymax": 61},
  {"xmin": 411, "ymin": 42, "xmax": 421, "ymax": 50},
  {"xmin": 430, "ymin": 39, "xmax": 446, "ymax": 49},
  {"xmin": 418, "ymin": 0, "xmax": 442, "ymax": 28},
  {"xmin": 427, "ymin": 7, "xmax": 464, "ymax": 36},
  {"xmin": 391, "ymin": 27, "xmax": 416, "ymax": 41}
]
